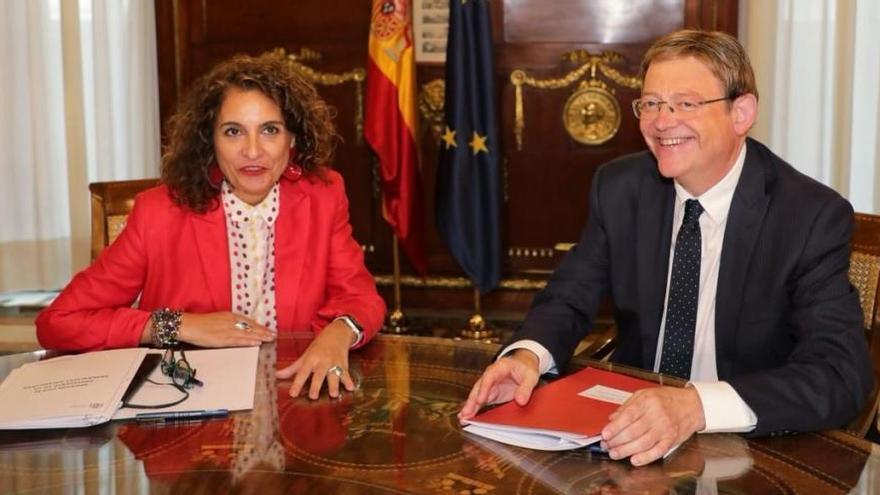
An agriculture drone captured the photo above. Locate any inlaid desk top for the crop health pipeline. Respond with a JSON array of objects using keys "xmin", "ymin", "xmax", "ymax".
[{"xmin": 0, "ymin": 333, "xmax": 877, "ymax": 494}]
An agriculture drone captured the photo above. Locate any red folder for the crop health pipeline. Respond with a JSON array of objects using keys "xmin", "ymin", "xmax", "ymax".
[{"xmin": 463, "ymin": 367, "xmax": 658, "ymax": 450}]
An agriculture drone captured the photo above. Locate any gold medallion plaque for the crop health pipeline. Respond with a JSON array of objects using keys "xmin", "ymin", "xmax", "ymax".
[{"xmin": 562, "ymin": 86, "xmax": 621, "ymax": 145}]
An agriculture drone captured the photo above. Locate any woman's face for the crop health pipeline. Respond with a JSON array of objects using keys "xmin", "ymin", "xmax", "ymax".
[{"xmin": 213, "ymin": 88, "xmax": 293, "ymax": 205}]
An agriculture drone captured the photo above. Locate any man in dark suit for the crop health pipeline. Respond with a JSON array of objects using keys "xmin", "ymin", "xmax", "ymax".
[{"xmin": 459, "ymin": 29, "xmax": 873, "ymax": 466}]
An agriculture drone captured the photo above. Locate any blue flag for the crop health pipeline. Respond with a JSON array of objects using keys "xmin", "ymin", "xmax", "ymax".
[{"xmin": 436, "ymin": 0, "xmax": 501, "ymax": 294}]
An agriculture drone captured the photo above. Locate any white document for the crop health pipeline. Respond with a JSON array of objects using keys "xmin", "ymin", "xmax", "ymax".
[
  {"xmin": 0, "ymin": 348, "xmax": 147, "ymax": 429},
  {"xmin": 463, "ymin": 422, "xmax": 599, "ymax": 451},
  {"xmin": 113, "ymin": 346, "xmax": 260, "ymax": 420},
  {"xmin": 578, "ymin": 384, "xmax": 633, "ymax": 405}
]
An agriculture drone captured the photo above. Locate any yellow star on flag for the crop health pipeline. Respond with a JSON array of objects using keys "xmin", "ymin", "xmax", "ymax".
[
  {"xmin": 441, "ymin": 126, "xmax": 457, "ymax": 149},
  {"xmin": 469, "ymin": 131, "xmax": 489, "ymax": 155}
]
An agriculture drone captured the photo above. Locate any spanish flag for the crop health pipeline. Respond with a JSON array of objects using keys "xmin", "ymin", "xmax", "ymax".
[{"xmin": 364, "ymin": 0, "xmax": 427, "ymax": 275}]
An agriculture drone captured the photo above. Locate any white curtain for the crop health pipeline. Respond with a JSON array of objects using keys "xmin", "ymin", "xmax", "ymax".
[
  {"xmin": 741, "ymin": 0, "xmax": 880, "ymax": 213},
  {"xmin": 80, "ymin": 0, "xmax": 160, "ymax": 181},
  {"xmin": 0, "ymin": 0, "xmax": 160, "ymax": 292}
]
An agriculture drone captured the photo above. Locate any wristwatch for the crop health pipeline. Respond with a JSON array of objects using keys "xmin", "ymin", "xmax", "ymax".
[{"xmin": 334, "ymin": 315, "xmax": 364, "ymax": 347}]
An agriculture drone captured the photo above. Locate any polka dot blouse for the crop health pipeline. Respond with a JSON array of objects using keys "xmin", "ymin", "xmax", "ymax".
[{"xmin": 222, "ymin": 182, "xmax": 280, "ymax": 332}]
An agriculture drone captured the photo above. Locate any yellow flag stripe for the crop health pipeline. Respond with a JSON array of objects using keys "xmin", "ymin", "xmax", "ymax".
[{"xmin": 368, "ymin": 32, "xmax": 418, "ymax": 135}]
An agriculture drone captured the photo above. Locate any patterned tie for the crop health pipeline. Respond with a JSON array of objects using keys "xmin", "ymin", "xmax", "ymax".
[{"xmin": 659, "ymin": 199, "xmax": 704, "ymax": 378}]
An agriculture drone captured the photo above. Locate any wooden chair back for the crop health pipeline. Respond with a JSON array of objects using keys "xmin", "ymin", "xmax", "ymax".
[
  {"xmin": 845, "ymin": 212, "xmax": 880, "ymax": 437},
  {"xmin": 88, "ymin": 179, "xmax": 159, "ymax": 260}
]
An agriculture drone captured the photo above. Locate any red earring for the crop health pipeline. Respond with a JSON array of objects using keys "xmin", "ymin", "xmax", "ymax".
[
  {"xmin": 283, "ymin": 151, "xmax": 303, "ymax": 182},
  {"xmin": 283, "ymin": 165, "xmax": 303, "ymax": 181},
  {"xmin": 208, "ymin": 163, "xmax": 224, "ymax": 188}
]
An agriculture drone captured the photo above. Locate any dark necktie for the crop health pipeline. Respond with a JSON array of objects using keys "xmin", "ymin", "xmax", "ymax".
[{"xmin": 659, "ymin": 199, "xmax": 704, "ymax": 379}]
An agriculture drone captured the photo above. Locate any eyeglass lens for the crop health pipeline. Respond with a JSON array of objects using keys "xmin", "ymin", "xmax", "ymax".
[{"xmin": 161, "ymin": 349, "xmax": 199, "ymax": 389}]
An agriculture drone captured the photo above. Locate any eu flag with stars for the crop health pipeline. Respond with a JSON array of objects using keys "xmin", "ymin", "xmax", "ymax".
[{"xmin": 436, "ymin": 0, "xmax": 501, "ymax": 294}]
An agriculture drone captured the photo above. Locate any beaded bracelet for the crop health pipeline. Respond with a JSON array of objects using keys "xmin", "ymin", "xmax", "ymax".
[{"xmin": 150, "ymin": 308, "xmax": 182, "ymax": 348}]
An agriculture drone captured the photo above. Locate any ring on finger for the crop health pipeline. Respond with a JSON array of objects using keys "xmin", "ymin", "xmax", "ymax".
[
  {"xmin": 234, "ymin": 320, "xmax": 252, "ymax": 331},
  {"xmin": 327, "ymin": 364, "xmax": 344, "ymax": 378}
]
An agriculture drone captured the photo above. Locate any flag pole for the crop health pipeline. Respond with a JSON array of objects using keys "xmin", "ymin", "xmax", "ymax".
[
  {"xmin": 460, "ymin": 287, "xmax": 495, "ymax": 340},
  {"xmin": 383, "ymin": 235, "xmax": 410, "ymax": 334}
]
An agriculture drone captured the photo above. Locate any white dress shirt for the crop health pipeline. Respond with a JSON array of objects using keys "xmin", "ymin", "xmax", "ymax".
[{"xmin": 505, "ymin": 143, "xmax": 757, "ymax": 433}]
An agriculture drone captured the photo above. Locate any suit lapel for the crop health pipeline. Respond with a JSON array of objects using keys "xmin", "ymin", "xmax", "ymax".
[
  {"xmin": 637, "ymin": 171, "xmax": 675, "ymax": 369},
  {"xmin": 191, "ymin": 203, "xmax": 231, "ymax": 311},
  {"xmin": 274, "ymin": 180, "xmax": 310, "ymax": 331},
  {"xmin": 715, "ymin": 139, "xmax": 772, "ymax": 379}
]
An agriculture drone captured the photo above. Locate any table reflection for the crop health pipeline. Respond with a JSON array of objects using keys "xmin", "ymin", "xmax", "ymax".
[{"xmin": 0, "ymin": 334, "xmax": 878, "ymax": 494}]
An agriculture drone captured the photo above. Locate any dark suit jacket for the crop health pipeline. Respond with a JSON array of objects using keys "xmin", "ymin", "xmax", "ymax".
[
  {"xmin": 514, "ymin": 138, "xmax": 873, "ymax": 435},
  {"xmin": 37, "ymin": 170, "xmax": 386, "ymax": 351}
]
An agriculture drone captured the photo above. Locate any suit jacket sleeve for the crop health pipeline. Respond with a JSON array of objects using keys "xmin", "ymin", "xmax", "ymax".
[
  {"xmin": 312, "ymin": 176, "xmax": 386, "ymax": 346},
  {"xmin": 36, "ymin": 194, "xmax": 153, "ymax": 351},
  {"xmin": 727, "ymin": 196, "xmax": 873, "ymax": 435}
]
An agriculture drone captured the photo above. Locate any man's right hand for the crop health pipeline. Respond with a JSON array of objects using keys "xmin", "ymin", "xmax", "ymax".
[{"xmin": 458, "ymin": 348, "xmax": 541, "ymax": 423}]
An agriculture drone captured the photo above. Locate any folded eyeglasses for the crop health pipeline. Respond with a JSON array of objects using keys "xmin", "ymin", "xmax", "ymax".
[{"xmin": 122, "ymin": 348, "xmax": 203, "ymax": 410}]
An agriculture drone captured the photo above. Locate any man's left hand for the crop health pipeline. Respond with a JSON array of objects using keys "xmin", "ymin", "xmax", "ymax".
[{"xmin": 601, "ymin": 386, "xmax": 705, "ymax": 466}]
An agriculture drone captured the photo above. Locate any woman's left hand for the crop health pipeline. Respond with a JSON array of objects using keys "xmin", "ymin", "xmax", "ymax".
[{"xmin": 275, "ymin": 320, "xmax": 355, "ymax": 399}]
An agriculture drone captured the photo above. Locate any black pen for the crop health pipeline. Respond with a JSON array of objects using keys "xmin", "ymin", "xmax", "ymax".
[{"xmin": 135, "ymin": 409, "xmax": 229, "ymax": 423}]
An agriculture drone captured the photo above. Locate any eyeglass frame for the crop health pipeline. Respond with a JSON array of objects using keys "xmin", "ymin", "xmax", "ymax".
[
  {"xmin": 631, "ymin": 95, "xmax": 735, "ymax": 119},
  {"xmin": 121, "ymin": 350, "xmax": 197, "ymax": 410},
  {"xmin": 161, "ymin": 348, "xmax": 204, "ymax": 389}
]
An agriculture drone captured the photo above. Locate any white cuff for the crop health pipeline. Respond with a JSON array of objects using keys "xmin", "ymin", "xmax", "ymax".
[
  {"xmin": 689, "ymin": 381, "xmax": 757, "ymax": 433},
  {"xmin": 498, "ymin": 340, "xmax": 557, "ymax": 375}
]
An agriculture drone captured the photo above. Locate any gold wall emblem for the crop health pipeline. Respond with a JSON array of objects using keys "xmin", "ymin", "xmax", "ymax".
[
  {"xmin": 510, "ymin": 50, "xmax": 640, "ymax": 150},
  {"xmin": 562, "ymin": 82, "xmax": 621, "ymax": 145}
]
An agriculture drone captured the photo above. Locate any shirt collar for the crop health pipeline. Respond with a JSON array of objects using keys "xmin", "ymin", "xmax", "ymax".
[
  {"xmin": 673, "ymin": 143, "xmax": 746, "ymax": 225},
  {"xmin": 221, "ymin": 182, "xmax": 280, "ymax": 226}
]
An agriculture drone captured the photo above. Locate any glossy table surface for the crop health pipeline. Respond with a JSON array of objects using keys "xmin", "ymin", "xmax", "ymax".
[{"xmin": 0, "ymin": 333, "xmax": 878, "ymax": 494}]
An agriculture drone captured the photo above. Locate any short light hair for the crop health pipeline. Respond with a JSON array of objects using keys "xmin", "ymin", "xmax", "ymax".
[{"xmin": 640, "ymin": 29, "xmax": 758, "ymax": 101}]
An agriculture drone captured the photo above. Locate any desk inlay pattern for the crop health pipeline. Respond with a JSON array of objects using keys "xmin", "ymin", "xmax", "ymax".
[{"xmin": 0, "ymin": 334, "xmax": 877, "ymax": 494}]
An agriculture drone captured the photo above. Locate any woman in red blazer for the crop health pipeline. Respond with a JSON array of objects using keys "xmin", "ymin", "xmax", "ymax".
[{"xmin": 37, "ymin": 52, "xmax": 386, "ymax": 399}]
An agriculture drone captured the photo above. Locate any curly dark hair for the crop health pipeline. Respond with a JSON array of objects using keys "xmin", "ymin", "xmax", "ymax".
[{"xmin": 161, "ymin": 51, "xmax": 337, "ymax": 212}]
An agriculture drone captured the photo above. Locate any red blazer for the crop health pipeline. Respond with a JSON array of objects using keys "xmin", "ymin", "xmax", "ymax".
[{"xmin": 37, "ymin": 171, "xmax": 386, "ymax": 351}]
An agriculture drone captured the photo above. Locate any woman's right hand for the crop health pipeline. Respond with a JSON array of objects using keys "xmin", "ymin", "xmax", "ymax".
[{"xmin": 177, "ymin": 312, "xmax": 275, "ymax": 347}]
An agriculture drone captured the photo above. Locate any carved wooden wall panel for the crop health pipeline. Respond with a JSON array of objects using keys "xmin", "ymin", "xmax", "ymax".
[{"xmin": 155, "ymin": 0, "xmax": 738, "ymax": 318}]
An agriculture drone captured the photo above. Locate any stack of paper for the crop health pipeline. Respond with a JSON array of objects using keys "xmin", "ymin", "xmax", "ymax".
[
  {"xmin": 0, "ymin": 346, "xmax": 262, "ymax": 429},
  {"xmin": 462, "ymin": 367, "xmax": 658, "ymax": 451},
  {"xmin": 113, "ymin": 347, "xmax": 260, "ymax": 419},
  {"xmin": 0, "ymin": 348, "xmax": 147, "ymax": 429}
]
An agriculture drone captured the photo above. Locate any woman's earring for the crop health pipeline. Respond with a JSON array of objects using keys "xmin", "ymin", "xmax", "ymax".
[
  {"xmin": 283, "ymin": 163, "xmax": 303, "ymax": 182},
  {"xmin": 208, "ymin": 163, "xmax": 224, "ymax": 188},
  {"xmin": 283, "ymin": 150, "xmax": 302, "ymax": 182}
]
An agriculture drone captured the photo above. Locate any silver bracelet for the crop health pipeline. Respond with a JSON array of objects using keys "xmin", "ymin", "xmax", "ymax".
[
  {"xmin": 334, "ymin": 315, "xmax": 364, "ymax": 347},
  {"xmin": 150, "ymin": 308, "xmax": 182, "ymax": 348}
]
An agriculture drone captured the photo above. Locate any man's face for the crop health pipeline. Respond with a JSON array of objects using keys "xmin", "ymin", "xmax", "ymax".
[{"xmin": 639, "ymin": 56, "xmax": 749, "ymax": 196}]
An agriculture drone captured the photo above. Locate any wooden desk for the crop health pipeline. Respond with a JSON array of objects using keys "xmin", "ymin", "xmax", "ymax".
[{"xmin": 0, "ymin": 334, "xmax": 877, "ymax": 494}]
